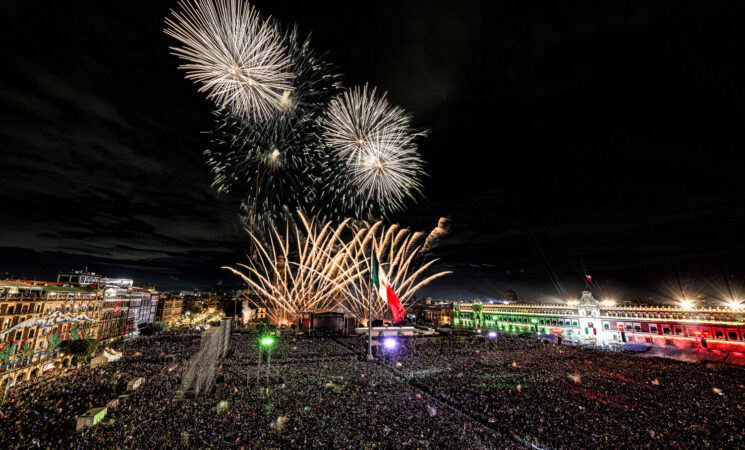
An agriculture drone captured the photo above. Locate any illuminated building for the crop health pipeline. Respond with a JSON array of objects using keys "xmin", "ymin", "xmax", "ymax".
[
  {"xmin": 0, "ymin": 281, "xmax": 101, "ymax": 388},
  {"xmin": 156, "ymin": 295, "xmax": 184, "ymax": 324},
  {"xmin": 424, "ymin": 307, "xmax": 452, "ymax": 326},
  {"xmin": 98, "ymin": 286, "xmax": 159, "ymax": 342},
  {"xmin": 56, "ymin": 269, "xmax": 102, "ymax": 286},
  {"xmin": 453, "ymin": 291, "xmax": 745, "ymax": 351}
]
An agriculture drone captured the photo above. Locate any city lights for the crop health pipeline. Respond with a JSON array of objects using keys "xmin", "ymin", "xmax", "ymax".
[{"xmin": 678, "ymin": 299, "xmax": 695, "ymax": 310}]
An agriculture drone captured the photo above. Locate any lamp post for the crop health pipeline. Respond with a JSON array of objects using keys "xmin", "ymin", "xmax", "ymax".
[
  {"xmin": 258, "ymin": 335, "xmax": 274, "ymax": 386},
  {"xmin": 367, "ymin": 290, "xmax": 373, "ymax": 361}
]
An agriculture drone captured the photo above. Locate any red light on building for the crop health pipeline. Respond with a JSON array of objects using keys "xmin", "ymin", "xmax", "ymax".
[{"xmin": 551, "ymin": 328, "xmax": 563, "ymax": 334}]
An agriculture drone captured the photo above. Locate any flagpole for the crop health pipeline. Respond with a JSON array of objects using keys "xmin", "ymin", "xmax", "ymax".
[{"xmin": 367, "ymin": 245, "xmax": 374, "ymax": 361}]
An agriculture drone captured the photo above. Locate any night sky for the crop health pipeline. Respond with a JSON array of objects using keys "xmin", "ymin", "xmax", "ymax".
[{"xmin": 3, "ymin": 1, "xmax": 745, "ymax": 302}]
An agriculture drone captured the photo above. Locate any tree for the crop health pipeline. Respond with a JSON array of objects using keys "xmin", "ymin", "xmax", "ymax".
[{"xmin": 60, "ymin": 339, "xmax": 99, "ymax": 359}]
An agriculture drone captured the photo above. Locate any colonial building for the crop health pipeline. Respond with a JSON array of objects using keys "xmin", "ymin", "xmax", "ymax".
[
  {"xmin": 0, "ymin": 281, "xmax": 100, "ymax": 389},
  {"xmin": 156, "ymin": 294, "xmax": 184, "ymax": 324},
  {"xmin": 98, "ymin": 286, "xmax": 159, "ymax": 342},
  {"xmin": 453, "ymin": 291, "xmax": 745, "ymax": 351}
]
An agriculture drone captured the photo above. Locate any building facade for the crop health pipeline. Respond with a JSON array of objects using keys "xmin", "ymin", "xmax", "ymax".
[
  {"xmin": 156, "ymin": 295, "xmax": 184, "ymax": 324},
  {"xmin": 453, "ymin": 291, "xmax": 745, "ymax": 351},
  {"xmin": 0, "ymin": 281, "xmax": 101, "ymax": 389},
  {"xmin": 98, "ymin": 287, "xmax": 159, "ymax": 341}
]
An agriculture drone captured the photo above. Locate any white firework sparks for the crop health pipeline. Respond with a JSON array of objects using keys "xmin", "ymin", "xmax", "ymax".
[
  {"xmin": 349, "ymin": 130, "xmax": 424, "ymax": 204},
  {"xmin": 322, "ymin": 85, "xmax": 403, "ymax": 159},
  {"xmin": 323, "ymin": 85, "xmax": 425, "ymax": 209},
  {"xmin": 164, "ymin": 0, "xmax": 294, "ymax": 122}
]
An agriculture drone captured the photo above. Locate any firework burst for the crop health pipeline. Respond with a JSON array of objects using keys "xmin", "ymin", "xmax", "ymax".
[
  {"xmin": 205, "ymin": 25, "xmax": 344, "ymax": 230},
  {"xmin": 164, "ymin": 0, "xmax": 294, "ymax": 122},
  {"xmin": 323, "ymin": 85, "xmax": 426, "ymax": 215}
]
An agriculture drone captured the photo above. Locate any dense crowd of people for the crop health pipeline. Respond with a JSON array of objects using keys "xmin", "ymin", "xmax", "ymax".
[
  {"xmin": 0, "ymin": 333, "xmax": 201, "ymax": 448},
  {"xmin": 1, "ymin": 330, "xmax": 743, "ymax": 448},
  {"xmin": 377, "ymin": 335, "xmax": 745, "ymax": 448}
]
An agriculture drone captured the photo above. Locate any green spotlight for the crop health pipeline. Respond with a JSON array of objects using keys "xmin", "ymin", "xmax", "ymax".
[
  {"xmin": 530, "ymin": 319, "xmax": 539, "ymax": 324},
  {"xmin": 260, "ymin": 336, "xmax": 275, "ymax": 347}
]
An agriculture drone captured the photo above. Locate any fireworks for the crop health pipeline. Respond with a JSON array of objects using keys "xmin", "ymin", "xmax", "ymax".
[
  {"xmin": 224, "ymin": 214, "xmax": 450, "ymax": 323},
  {"xmin": 224, "ymin": 213, "xmax": 362, "ymax": 324},
  {"xmin": 204, "ymin": 25, "xmax": 344, "ymax": 230},
  {"xmin": 164, "ymin": 0, "xmax": 294, "ymax": 122},
  {"xmin": 338, "ymin": 219, "xmax": 451, "ymax": 322},
  {"xmin": 323, "ymin": 85, "xmax": 426, "ymax": 215}
]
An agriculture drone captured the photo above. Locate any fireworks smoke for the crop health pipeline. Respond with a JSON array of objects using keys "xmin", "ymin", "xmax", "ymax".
[{"xmin": 423, "ymin": 217, "xmax": 452, "ymax": 251}]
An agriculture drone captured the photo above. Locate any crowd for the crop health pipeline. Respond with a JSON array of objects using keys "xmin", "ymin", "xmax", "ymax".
[
  {"xmin": 0, "ymin": 333, "xmax": 201, "ymax": 448},
  {"xmin": 377, "ymin": 335, "xmax": 745, "ymax": 448},
  {"xmin": 1, "ymin": 331, "xmax": 743, "ymax": 448}
]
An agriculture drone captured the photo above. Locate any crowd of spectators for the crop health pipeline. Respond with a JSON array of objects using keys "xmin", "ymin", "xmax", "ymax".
[
  {"xmin": 1, "ymin": 331, "xmax": 743, "ymax": 448},
  {"xmin": 377, "ymin": 335, "xmax": 745, "ymax": 448}
]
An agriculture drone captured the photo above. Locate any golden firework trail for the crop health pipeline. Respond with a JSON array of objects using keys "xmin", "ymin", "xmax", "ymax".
[{"xmin": 225, "ymin": 213, "xmax": 450, "ymax": 324}]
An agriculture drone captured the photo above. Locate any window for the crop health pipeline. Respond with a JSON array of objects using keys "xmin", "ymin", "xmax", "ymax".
[
  {"xmin": 572, "ymin": 321, "xmax": 578, "ymax": 327},
  {"xmin": 634, "ymin": 324, "xmax": 641, "ymax": 332},
  {"xmin": 625, "ymin": 324, "xmax": 633, "ymax": 331},
  {"xmin": 728, "ymin": 331, "xmax": 738, "ymax": 340},
  {"xmin": 645, "ymin": 337, "xmax": 652, "ymax": 343},
  {"xmin": 715, "ymin": 330, "xmax": 724, "ymax": 339},
  {"xmin": 674, "ymin": 327, "xmax": 683, "ymax": 336},
  {"xmin": 28, "ymin": 329, "xmax": 35, "ymax": 338},
  {"xmin": 603, "ymin": 322, "xmax": 610, "ymax": 330},
  {"xmin": 650, "ymin": 325, "xmax": 658, "ymax": 333},
  {"xmin": 663, "ymin": 327, "xmax": 671, "ymax": 335}
]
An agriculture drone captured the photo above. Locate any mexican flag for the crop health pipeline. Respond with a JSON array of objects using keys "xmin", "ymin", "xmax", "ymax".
[{"xmin": 371, "ymin": 252, "xmax": 406, "ymax": 323}]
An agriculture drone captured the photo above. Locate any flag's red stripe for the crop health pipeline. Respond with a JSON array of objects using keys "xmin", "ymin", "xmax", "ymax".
[{"xmin": 386, "ymin": 285, "xmax": 406, "ymax": 323}]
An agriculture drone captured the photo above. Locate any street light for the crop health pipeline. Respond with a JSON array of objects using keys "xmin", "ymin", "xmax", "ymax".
[{"xmin": 256, "ymin": 334, "xmax": 276, "ymax": 387}]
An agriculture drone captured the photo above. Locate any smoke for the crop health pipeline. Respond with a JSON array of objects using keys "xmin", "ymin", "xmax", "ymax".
[
  {"xmin": 242, "ymin": 300, "xmax": 254, "ymax": 324},
  {"xmin": 423, "ymin": 217, "xmax": 452, "ymax": 251}
]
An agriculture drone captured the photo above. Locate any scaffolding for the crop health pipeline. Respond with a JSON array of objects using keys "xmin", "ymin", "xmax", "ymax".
[
  {"xmin": 220, "ymin": 318, "xmax": 231, "ymax": 357},
  {"xmin": 177, "ymin": 325, "xmax": 227, "ymax": 399}
]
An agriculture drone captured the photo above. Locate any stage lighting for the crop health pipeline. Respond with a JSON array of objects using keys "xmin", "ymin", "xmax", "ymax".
[{"xmin": 383, "ymin": 338, "xmax": 397, "ymax": 350}]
